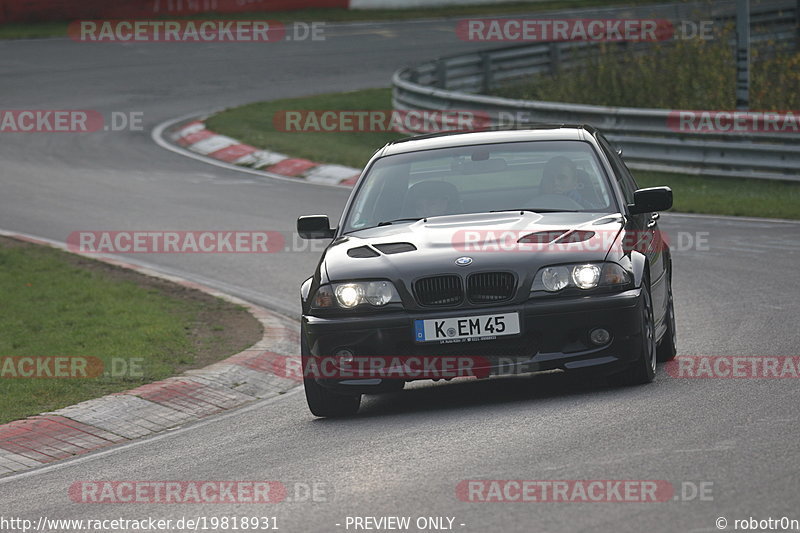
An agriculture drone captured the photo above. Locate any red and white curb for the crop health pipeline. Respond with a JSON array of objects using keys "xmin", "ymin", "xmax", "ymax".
[
  {"xmin": 0, "ymin": 230, "xmax": 301, "ymax": 477},
  {"xmin": 168, "ymin": 119, "xmax": 362, "ymax": 187}
]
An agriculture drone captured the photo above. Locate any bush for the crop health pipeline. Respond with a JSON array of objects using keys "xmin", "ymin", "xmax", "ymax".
[{"xmin": 493, "ymin": 27, "xmax": 800, "ymax": 110}]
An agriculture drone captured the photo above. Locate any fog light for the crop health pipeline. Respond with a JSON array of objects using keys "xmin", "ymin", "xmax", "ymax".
[
  {"xmin": 335, "ymin": 349, "xmax": 354, "ymax": 364},
  {"xmin": 589, "ymin": 328, "xmax": 611, "ymax": 346}
]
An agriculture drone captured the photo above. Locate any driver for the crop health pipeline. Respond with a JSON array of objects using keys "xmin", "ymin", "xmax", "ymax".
[
  {"xmin": 414, "ymin": 196, "xmax": 449, "ymax": 218},
  {"xmin": 541, "ymin": 156, "xmax": 584, "ymax": 204},
  {"xmin": 404, "ymin": 180, "xmax": 460, "ymax": 218}
]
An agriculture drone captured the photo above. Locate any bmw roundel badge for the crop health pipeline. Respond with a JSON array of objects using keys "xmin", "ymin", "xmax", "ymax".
[{"xmin": 455, "ymin": 256, "xmax": 473, "ymax": 266}]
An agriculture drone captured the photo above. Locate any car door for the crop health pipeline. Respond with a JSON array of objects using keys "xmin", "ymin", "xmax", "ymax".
[{"xmin": 597, "ymin": 135, "xmax": 668, "ymax": 322}]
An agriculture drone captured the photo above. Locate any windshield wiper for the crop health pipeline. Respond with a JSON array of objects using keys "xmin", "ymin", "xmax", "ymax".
[{"xmin": 377, "ymin": 217, "xmax": 424, "ymax": 226}]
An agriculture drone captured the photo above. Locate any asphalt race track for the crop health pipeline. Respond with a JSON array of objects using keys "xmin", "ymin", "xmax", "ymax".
[{"xmin": 1, "ymin": 5, "xmax": 799, "ymax": 533}]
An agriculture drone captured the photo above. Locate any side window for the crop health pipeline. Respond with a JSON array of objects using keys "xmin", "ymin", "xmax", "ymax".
[
  {"xmin": 618, "ymin": 158, "xmax": 640, "ymax": 201},
  {"xmin": 598, "ymin": 135, "xmax": 636, "ymax": 205}
]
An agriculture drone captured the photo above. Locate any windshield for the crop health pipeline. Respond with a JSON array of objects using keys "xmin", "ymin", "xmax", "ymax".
[{"xmin": 343, "ymin": 140, "xmax": 616, "ymax": 233}]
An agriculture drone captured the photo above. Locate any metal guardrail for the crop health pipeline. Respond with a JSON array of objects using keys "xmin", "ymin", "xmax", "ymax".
[{"xmin": 392, "ymin": 0, "xmax": 800, "ymax": 181}]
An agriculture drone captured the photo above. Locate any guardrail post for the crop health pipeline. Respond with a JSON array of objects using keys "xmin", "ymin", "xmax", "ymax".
[
  {"xmin": 796, "ymin": 0, "xmax": 800, "ymax": 49},
  {"xmin": 549, "ymin": 43, "xmax": 562, "ymax": 75},
  {"xmin": 436, "ymin": 59, "xmax": 447, "ymax": 89},
  {"xmin": 736, "ymin": 0, "xmax": 751, "ymax": 110},
  {"xmin": 480, "ymin": 53, "xmax": 493, "ymax": 93}
]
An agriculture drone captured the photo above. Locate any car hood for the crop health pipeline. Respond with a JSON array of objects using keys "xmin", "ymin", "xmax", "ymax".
[{"xmin": 324, "ymin": 211, "xmax": 624, "ymax": 282}]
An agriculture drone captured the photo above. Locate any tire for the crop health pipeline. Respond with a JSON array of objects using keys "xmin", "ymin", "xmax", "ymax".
[
  {"xmin": 609, "ymin": 278, "xmax": 657, "ymax": 386},
  {"xmin": 301, "ymin": 331, "xmax": 361, "ymax": 418},
  {"xmin": 656, "ymin": 274, "xmax": 677, "ymax": 362}
]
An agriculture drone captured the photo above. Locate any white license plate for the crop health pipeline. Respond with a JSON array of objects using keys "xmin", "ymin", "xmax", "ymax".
[{"xmin": 414, "ymin": 313, "xmax": 521, "ymax": 343}]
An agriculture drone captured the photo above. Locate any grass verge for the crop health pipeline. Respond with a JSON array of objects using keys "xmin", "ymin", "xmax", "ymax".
[
  {"xmin": 635, "ymin": 171, "xmax": 800, "ymax": 220},
  {"xmin": 0, "ymin": 236, "xmax": 262, "ymax": 424},
  {"xmin": 205, "ymin": 87, "xmax": 401, "ymax": 168},
  {"xmin": 205, "ymin": 87, "xmax": 800, "ymax": 220},
  {"xmin": 0, "ymin": 0, "xmax": 665, "ymax": 40}
]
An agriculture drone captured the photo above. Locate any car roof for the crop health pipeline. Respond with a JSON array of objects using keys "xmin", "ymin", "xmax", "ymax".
[{"xmin": 379, "ymin": 124, "xmax": 596, "ymax": 157}]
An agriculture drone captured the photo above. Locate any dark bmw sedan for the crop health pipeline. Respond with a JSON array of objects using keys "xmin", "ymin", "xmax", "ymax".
[{"xmin": 297, "ymin": 125, "xmax": 676, "ymax": 417}]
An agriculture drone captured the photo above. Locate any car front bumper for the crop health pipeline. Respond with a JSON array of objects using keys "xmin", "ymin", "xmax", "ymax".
[{"xmin": 303, "ymin": 288, "xmax": 644, "ymax": 393}]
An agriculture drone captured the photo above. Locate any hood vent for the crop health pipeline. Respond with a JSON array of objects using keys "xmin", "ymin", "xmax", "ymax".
[
  {"xmin": 593, "ymin": 215, "xmax": 623, "ymax": 225},
  {"xmin": 373, "ymin": 242, "xmax": 417, "ymax": 255},
  {"xmin": 347, "ymin": 243, "xmax": 417, "ymax": 258},
  {"xmin": 518, "ymin": 230, "xmax": 568, "ymax": 244},
  {"xmin": 347, "ymin": 246, "xmax": 380, "ymax": 258},
  {"xmin": 555, "ymin": 230, "xmax": 596, "ymax": 244}
]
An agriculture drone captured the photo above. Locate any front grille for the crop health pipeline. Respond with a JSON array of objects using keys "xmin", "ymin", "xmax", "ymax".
[
  {"xmin": 467, "ymin": 272, "xmax": 516, "ymax": 303},
  {"xmin": 414, "ymin": 275, "xmax": 463, "ymax": 306}
]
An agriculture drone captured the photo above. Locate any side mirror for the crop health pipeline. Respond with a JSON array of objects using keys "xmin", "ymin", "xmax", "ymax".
[
  {"xmin": 629, "ymin": 186, "xmax": 673, "ymax": 214},
  {"xmin": 297, "ymin": 215, "xmax": 335, "ymax": 239}
]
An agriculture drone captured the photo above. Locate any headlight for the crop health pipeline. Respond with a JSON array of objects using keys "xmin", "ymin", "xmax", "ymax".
[
  {"xmin": 365, "ymin": 281, "xmax": 395, "ymax": 306},
  {"xmin": 312, "ymin": 281, "xmax": 401, "ymax": 309},
  {"xmin": 572, "ymin": 264, "xmax": 601, "ymax": 289},
  {"xmin": 335, "ymin": 284, "xmax": 364, "ymax": 308},
  {"xmin": 532, "ymin": 262, "xmax": 630, "ymax": 293},
  {"xmin": 541, "ymin": 266, "xmax": 570, "ymax": 292}
]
